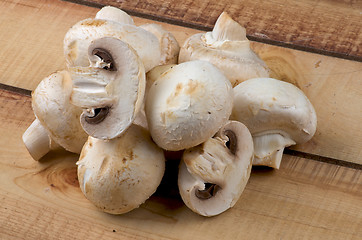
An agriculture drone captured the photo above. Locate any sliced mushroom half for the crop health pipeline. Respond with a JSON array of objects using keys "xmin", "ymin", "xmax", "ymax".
[
  {"xmin": 178, "ymin": 121, "xmax": 254, "ymax": 217},
  {"xmin": 77, "ymin": 124, "xmax": 165, "ymax": 214},
  {"xmin": 70, "ymin": 37, "xmax": 145, "ymax": 140},
  {"xmin": 231, "ymin": 77, "xmax": 317, "ymax": 169},
  {"xmin": 178, "ymin": 12, "xmax": 269, "ymax": 87}
]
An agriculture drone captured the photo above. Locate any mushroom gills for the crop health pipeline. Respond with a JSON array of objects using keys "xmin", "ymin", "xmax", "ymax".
[
  {"xmin": 196, "ymin": 183, "xmax": 220, "ymax": 200},
  {"xmin": 252, "ymin": 133, "xmax": 296, "ymax": 169},
  {"xmin": 92, "ymin": 48, "xmax": 116, "ymax": 71},
  {"xmin": 84, "ymin": 107, "xmax": 110, "ymax": 124}
]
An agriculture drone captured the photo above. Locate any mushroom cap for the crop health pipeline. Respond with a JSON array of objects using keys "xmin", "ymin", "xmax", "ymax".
[
  {"xmin": 70, "ymin": 37, "xmax": 146, "ymax": 140},
  {"xmin": 178, "ymin": 121, "xmax": 254, "ymax": 217},
  {"xmin": 77, "ymin": 124, "xmax": 165, "ymax": 214},
  {"xmin": 64, "ymin": 18, "xmax": 160, "ymax": 72},
  {"xmin": 95, "ymin": 6, "xmax": 135, "ymax": 25},
  {"xmin": 178, "ymin": 12, "xmax": 269, "ymax": 87},
  {"xmin": 145, "ymin": 60, "xmax": 233, "ymax": 151},
  {"xmin": 230, "ymin": 77, "xmax": 317, "ymax": 144},
  {"xmin": 31, "ymin": 71, "xmax": 88, "ymax": 153},
  {"xmin": 140, "ymin": 23, "xmax": 180, "ymax": 65}
]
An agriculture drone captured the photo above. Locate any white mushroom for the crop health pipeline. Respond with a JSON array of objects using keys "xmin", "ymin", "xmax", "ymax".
[
  {"xmin": 95, "ymin": 6, "xmax": 135, "ymax": 25},
  {"xmin": 230, "ymin": 77, "xmax": 317, "ymax": 169},
  {"xmin": 22, "ymin": 71, "xmax": 88, "ymax": 161},
  {"xmin": 145, "ymin": 60, "xmax": 233, "ymax": 151},
  {"xmin": 178, "ymin": 120, "xmax": 253, "ymax": 217},
  {"xmin": 140, "ymin": 23, "xmax": 180, "ymax": 65},
  {"xmin": 64, "ymin": 17, "xmax": 160, "ymax": 72},
  {"xmin": 77, "ymin": 124, "xmax": 165, "ymax": 214},
  {"xmin": 179, "ymin": 12, "xmax": 269, "ymax": 87},
  {"xmin": 70, "ymin": 37, "xmax": 145, "ymax": 140}
]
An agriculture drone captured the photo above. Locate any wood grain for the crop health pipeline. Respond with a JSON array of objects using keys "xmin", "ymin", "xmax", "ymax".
[
  {"xmin": 71, "ymin": 0, "xmax": 362, "ymax": 61},
  {"xmin": 1, "ymin": 0, "xmax": 361, "ymax": 164},
  {"xmin": 0, "ymin": 89, "xmax": 361, "ymax": 240}
]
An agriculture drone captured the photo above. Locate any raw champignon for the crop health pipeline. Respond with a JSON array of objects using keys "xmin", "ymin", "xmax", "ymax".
[
  {"xmin": 178, "ymin": 121, "xmax": 253, "ymax": 216},
  {"xmin": 77, "ymin": 124, "xmax": 165, "ymax": 214},
  {"xmin": 231, "ymin": 77, "xmax": 317, "ymax": 169},
  {"xmin": 70, "ymin": 37, "xmax": 145, "ymax": 140},
  {"xmin": 22, "ymin": 70, "xmax": 88, "ymax": 160},
  {"xmin": 145, "ymin": 60, "xmax": 233, "ymax": 151}
]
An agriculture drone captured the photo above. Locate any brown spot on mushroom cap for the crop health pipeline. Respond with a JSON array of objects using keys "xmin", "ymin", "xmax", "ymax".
[
  {"xmin": 80, "ymin": 19, "xmax": 106, "ymax": 27},
  {"xmin": 66, "ymin": 41, "xmax": 78, "ymax": 65},
  {"xmin": 166, "ymin": 79, "xmax": 205, "ymax": 107}
]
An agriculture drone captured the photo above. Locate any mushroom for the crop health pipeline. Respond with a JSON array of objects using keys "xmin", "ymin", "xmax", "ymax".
[
  {"xmin": 145, "ymin": 60, "xmax": 233, "ymax": 151},
  {"xmin": 64, "ymin": 17, "xmax": 160, "ymax": 72},
  {"xmin": 77, "ymin": 124, "xmax": 165, "ymax": 214},
  {"xmin": 22, "ymin": 70, "xmax": 88, "ymax": 161},
  {"xmin": 69, "ymin": 37, "xmax": 145, "ymax": 140},
  {"xmin": 95, "ymin": 6, "xmax": 135, "ymax": 25},
  {"xmin": 178, "ymin": 12, "xmax": 269, "ymax": 87},
  {"xmin": 178, "ymin": 120, "xmax": 253, "ymax": 217},
  {"xmin": 139, "ymin": 23, "xmax": 180, "ymax": 65},
  {"xmin": 230, "ymin": 77, "xmax": 317, "ymax": 169}
]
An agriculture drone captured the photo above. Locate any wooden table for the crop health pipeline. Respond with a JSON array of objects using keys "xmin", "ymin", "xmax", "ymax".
[{"xmin": 1, "ymin": 0, "xmax": 361, "ymax": 239}]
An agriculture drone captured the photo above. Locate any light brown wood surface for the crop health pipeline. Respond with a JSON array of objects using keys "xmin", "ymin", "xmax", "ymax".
[{"xmin": 0, "ymin": 0, "xmax": 361, "ymax": 239}]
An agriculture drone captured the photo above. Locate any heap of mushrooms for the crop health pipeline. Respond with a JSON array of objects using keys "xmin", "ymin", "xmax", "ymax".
[{"xmin": 22, "ymin": 7, "xmax": 317, "ymax": 217}]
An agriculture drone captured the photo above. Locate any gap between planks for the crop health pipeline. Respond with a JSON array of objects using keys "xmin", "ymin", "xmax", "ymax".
[{"xmin": 1, "ymin": 85, "xmax": 361, "ymax": 171}]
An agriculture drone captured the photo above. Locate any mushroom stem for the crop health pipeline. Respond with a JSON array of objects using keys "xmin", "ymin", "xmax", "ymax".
[
  {"xmin": 252, "ymin": 133, "xmax": 296, "ymax": 169},
  {"xmin": 22, "ymin": 119, "xmax": 60, "ymax": 161},
  {"xmin": 210, "ymin": 12, "xmax": 247, "ymax": 42},
  {"xmin": 95, "ymin": 6, "xmax": 135, "ymax": 25}
]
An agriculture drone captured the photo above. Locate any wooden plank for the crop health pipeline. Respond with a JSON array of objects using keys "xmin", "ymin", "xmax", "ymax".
[
  {"xmin": 1, "ymin": 0, "xmax": 361, "ymax": 164},
  {"xmin": 1, "ymin": 89, "xmax": 361, "ymax": 240},
  {"xmin": 73, "ymin": 0, "xmax": 362, "ymax": 61}
]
